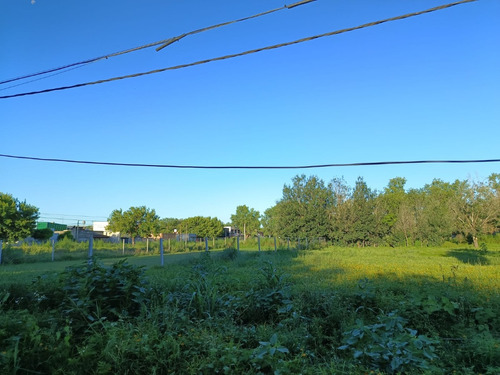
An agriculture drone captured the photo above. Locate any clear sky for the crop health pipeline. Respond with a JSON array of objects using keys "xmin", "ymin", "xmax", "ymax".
[{"xmin": 1, "ymin": 0, "xmax": 499, "ymax": 225}]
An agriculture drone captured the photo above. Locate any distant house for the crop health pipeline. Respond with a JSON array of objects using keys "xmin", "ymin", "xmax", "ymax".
[
  {"xmin": 223, "ymin": 226, "xmax": 241, "ymax": 238},
  {"xmin": 91, "ymin": 221, "xmax": 122, "ymax": 243},
  {"xmin": 177, "ymin": 233, "xmax": 197, "ymax": 242}
]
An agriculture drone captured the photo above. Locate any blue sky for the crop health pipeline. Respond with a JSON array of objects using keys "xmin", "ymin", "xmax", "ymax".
[{"xmin": 1, "ymin": 0, "xmax": 499, "ymax": 225}]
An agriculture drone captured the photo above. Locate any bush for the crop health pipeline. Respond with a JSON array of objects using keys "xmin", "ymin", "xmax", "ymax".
[
  {"xmin": 32, "ymin": 228, "xmax": 54, "ymax": 241},
  {"xmin": 339, "ymin": 311, "xmax": 439, "ymax": 374},
  {"xmin": 57, "ymin": 231, "xmax": 74, "ymax": 242}
]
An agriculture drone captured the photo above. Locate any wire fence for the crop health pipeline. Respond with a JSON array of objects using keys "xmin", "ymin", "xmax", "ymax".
[{"xmin": 0, "ymin": 236, "xmax": 329, "ymax": 265}]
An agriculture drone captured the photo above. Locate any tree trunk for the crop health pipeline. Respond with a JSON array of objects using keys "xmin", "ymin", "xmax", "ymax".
[{"xmin": 473, "ymin": 235, "xmax": 479, "ymax": 249}]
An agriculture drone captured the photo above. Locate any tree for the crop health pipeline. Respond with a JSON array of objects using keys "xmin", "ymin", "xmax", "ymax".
[
  {"xmin": 0, "ymin": 193, "xmax": 39, "ymax": 242},
  {"xmin": 328, "ymin": 177, "xmax": 353, "ymax": 244},
  {"xmin": 451, "ymin": 178, "xmax": 500, "ymax": 248},
  {"xmin": 261, "ymin": 206, "xmax": 279, "ymax": 237},
  {"xmin": 32, "ymin": 228, "xmax": 54, "ymax": 241},
  {"xmin": 159, "ymin": 218, "xmax": 181, "ymax": 234},
  {"xmin": 417, "ymin": 180, "xmax": 456, "ymax": 245},
  {"xmin": 230, "ymin": 205, "xmax": 260, "ymax": 240},
  {"xmin": 181, "ymin": 216, "xmax": 224, "ymax": 240},
  {"xmin": 377, "ymin": 177, "xmax": 407, "ymax": 245},
  {"xmin": 350, "ymin": 177, "xmax": 376, "ymax": 246},
  {"xmin": 107, "ymin": 206, "xmax": 160, "ymax": 245},
  {"xmin": 271, "ymin": 175, "xmax": 334, "ymax": 239}
]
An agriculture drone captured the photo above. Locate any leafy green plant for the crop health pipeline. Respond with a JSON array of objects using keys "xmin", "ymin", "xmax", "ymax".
[
  {"xmin": 59, "ymin": 258, "xmax": 150, "ymax": 328},
  {"xmin": 339, "ymin": 311, "xmax": 439, "ymax": 374},
  {"xmin": 251, "ymin": 333, "xmax": 290, "ymax": 374},
  {"xmin": 186, "ymin": 262, "xmax": 228, "ymax": 319},
  {"xmin": 236, "ymin": 261, "xmax": 293, "ymax": 324}
]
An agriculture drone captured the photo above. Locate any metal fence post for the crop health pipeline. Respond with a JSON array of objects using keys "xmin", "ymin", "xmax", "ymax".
[
  {"xmin": 51, "ymin": 240, "xmax": 55, "ymax": 262},
  {"xmin": 0, "ymin": 240, "xmax": 2, "ymax": 265},
  {"xmin": 274, "ymin": 237, "xmax": 277, "ymax": 251},
  {"xmin": 205, "ymin": 237, "xmax": 208, "ymax": 252},
  {"xmin": 258, "ymin": 235, "xmax": 261, "ymax": 252},
  {"xmin": 88, "ymin": 236, "xmax": 94, "ymax": 258},
  {"xmin": 237, "ymin": 236, "xmax": 240, "ymax": 252},
  {"xmin": 160, "ymin": 238, "xmax": 164, "ymax": 267}
]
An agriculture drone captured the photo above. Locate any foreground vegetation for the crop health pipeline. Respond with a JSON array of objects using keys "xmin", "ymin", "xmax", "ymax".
[{"xmin": 1, "ymin": 246, "xmax": 499, "ymax": 374}]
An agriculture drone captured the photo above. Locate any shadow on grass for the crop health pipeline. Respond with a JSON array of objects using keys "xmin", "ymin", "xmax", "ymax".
[{"xmin": 445, "ymin": 248, "xmax": 490, "ymax": 265}]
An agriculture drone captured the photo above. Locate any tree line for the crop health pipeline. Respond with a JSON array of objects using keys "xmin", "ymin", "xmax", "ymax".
[
  {"xmin": 263, "ymin": 174, "xmax": 500, "ymax": 248},
  {"xmin": 2, "ymin": 173, "xmax": 499, "ymax": 248}
]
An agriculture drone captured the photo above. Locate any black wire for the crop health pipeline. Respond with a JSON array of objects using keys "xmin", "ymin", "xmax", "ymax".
[
  {"xmin": 1, "ymin": 153, "xmax": 498, "ymax": 170},
  {"xmin": 0, "ymin": 0, "xmax": 477, "ymax": 100},
  {"xmin": 0, "ymin": 0, "xmax": 316, "ymax": 87}
]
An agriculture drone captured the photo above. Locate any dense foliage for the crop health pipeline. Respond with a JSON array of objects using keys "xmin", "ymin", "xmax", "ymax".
[
  {"xmin": 32, "ymin": 228, "xmax": 54, "ymax": 242},
  {"xmin": 107, "ymin": 206, "xmax": 160, "ymax": 244},
  {"xmin": 231, "ymin": 205, "xmax": 261, "ymax": 239},
  {"xmin": 263, "ymin": 174, "xmax": 500, "ymax": 248},
  {"xmin": 0, "ymin": 192, "xmax": 39, "ymax": 242},
  {"xmin": 180, "ymin": 216, "xmax": 224, "ymax": 239}
]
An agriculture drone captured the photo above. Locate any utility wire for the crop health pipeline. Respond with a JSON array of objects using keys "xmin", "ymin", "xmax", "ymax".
[
  {"xmin": 0, "ymin": 153, "xmax": 498, "ymax": 170},
  {"xmin": 0, "ymin": 0, "xmax": 316, "ymax": 87},
  {"xmin": 0, "ymin": 0, "xmax": 476, "ymax": 100},
  {"xmin": 0, "ymin": 65, "xmax": 89, "ymax": 92}
]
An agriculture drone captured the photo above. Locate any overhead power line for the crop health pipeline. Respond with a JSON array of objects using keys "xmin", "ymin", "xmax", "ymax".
[
  {"xmin": 0, "ymin": 153, "xmax": 498, "ymax": 170},
  {"xmin": 0, "ymin": 0, "xmax": 476, "ymax": 100},
  {"xmin": 0, "ymin": 0, "xmax": 316, "ymax": 88}
]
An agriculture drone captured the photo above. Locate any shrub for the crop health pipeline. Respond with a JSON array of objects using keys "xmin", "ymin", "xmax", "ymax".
[{"xmin": 339, "ymin": 311, "xmax": 439, "ymax": 374}]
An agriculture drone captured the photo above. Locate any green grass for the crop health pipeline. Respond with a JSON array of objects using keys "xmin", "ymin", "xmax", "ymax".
[{"xmin": 1, "ymin": 246, "xmax": 499, "ymax": 374}]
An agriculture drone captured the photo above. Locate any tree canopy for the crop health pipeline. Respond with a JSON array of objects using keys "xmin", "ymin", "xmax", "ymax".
[
  {"xmin": 107, "ymin": 206, "xmax": 160, "ymax": 244},
  {"xmin": 263, "ymin": 174, "xmax": 500, "ymax": 248},
  {"xmin": 230, "ymin": 205, "xmax": 260, "ymax": 239},
  {"xmin": 181, "ymin": 216, "xmax": 224, "ymax": 239},
  {"xmin": 0, "ymin": 193, "xmax": 39, "ymax": 242}
]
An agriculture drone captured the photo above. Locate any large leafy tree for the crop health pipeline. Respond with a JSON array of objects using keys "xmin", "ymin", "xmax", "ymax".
[
  {"xmin": 376, "ymin": 177, "xmax": 407, "ymax": 245},
  {"xmin": 159, "ymin": 218, "xmax": 182, "ymax": 234},
  {"xmin": 451, "ymin": 177, "xmax": 500, "ymax": 248},
  {"xmin": 350, "ymin": 177, "xmax": 376, "ymax": 246},
  {"xmin": 107, "ymin": 206, "xmax": 160, "ymax": 244},
  {"xmin": 261, "ymin": 205, "xmax": 279, "ymax": 237},
  {"xmin": 230, "ymin": 205, "xmax": 260, "ymax": 240},
  {"xmin": 328, "ymin": 177, "xmax": 353, "ymax": 244},
  {"xmin": 0, "ymin": 193, "xmax": 39, "ymax": 242},
  {"xmin": 181, "ymin": 216, "xmax": 223, "ymax": 239},
  {"xmin": 271, "ymin": 175, "xmax": 334, "ymax": 239},
  {"xmin": 417, "ymin": 179, "xmax": 456, "ymax": 245}
]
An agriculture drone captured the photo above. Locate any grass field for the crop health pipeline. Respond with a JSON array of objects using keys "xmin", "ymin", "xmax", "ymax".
[{"xmin": 1, "ymin": 245, "xmax": 499, "ymax": 374}]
